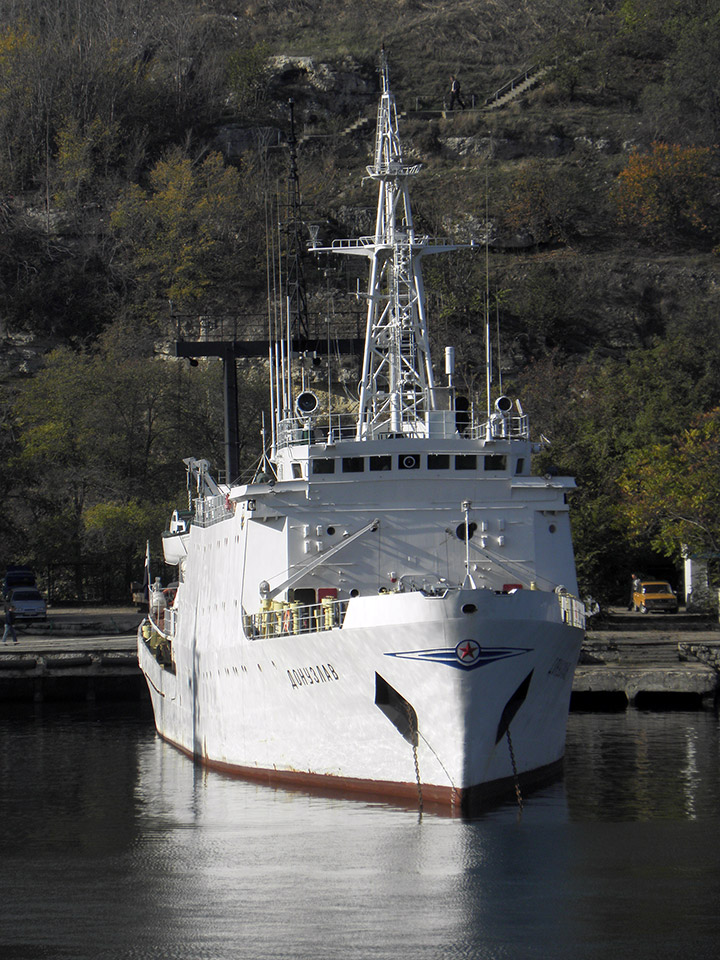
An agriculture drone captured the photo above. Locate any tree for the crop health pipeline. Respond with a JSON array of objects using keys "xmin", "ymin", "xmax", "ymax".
[
  {"xmin": 7, "ymin": 315, "xmax": 268, "ymax": 598},
  {"xmin": 619, "ymin": 408, "xmax": 720, "ymax": 557},
  {"xmin": 110, "ymin": 150, "xmax": 252, "ymax": 321},
  {"xmin": 226, "ymin": 42, "xmax": 270, "ymax": 114},
  {"xmin": 628, "ymin": 3, "xmax": 720, "ymax": 143},
  {"xmin": 0, "ymin": 23, "xmax": 49, "ymax": 189},
  {"xmin": 54, "ymin": 114, "xmax": 122, "ymax": 210},
  {"xmin": 513, "ymin": 308, "xmax": 720, "ymax": 601},
  {"xmin": 10, "ymin": 340, "xmax": 190, "ymax": 596},
  {"xmin": 504, "ymin": 160, "xmax": 587, "ymax": 245},
  {"xmin": 611, "ymin": 142, "xmax": 719, "ymax": 244}
]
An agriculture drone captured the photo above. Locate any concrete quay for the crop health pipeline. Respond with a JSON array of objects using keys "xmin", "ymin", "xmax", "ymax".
[
  {"xmin": 573, "ymin": 609, "xmax": 720, "ymax": 710},
  {"xmin": 0, "ymin": 606, "xmax": 145, "ymax": 702}
]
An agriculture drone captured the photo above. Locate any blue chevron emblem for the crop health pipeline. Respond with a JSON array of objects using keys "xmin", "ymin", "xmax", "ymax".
[{"xmin": 384, "ymin": 642, "xmax": 532, "ymax": 671}]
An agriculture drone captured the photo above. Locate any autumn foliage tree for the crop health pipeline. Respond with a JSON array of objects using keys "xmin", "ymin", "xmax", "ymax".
[
  {"xmin": 619, "ymin": 408, "xmax": 720, "ymax": 558},
  {"xmin": 110, "ymin": 150, "xmax": 253, "ymax": 322},
  {"xmin": 504, "ymin": 159, "xmax": 587, "ymax": 245},
  {"xmin": 612, "ymin": 142, "xmax": 719, "ymax": 243}
]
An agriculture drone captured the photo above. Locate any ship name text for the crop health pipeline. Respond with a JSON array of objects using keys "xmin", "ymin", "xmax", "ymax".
[{"xmin": 288, "ymin": 664, "xmax": 339, "ymax": 689}]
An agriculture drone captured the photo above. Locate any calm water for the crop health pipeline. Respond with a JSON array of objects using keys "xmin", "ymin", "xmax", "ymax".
[{"xmin": 1, "ymin": 703, "xmax": 720, "ymax": 960}]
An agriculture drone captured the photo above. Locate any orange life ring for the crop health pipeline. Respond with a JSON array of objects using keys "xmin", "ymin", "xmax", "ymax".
[{"xmin": 283, "ymin": 608, "xmax": 291, "ymax": 632}]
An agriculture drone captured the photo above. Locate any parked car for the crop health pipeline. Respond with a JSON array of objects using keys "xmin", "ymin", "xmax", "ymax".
[
  {"xmin": 2, "ymin": 566, "xmax": 36, "ymax": 600},
  {"xmin": 7, "ymin": 586, "xmax": 47, "ymax": 622},
  {"xmin": 632, "ymin": 580, "xmax": 679, "ymax": 614}
]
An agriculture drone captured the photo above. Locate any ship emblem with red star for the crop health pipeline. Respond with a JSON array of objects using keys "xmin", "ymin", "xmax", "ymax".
[
  {"xmin": 385, "ymin": 644, "xmax": 531, "ymax": 671},
  {"xmin": 455, "ymin": 639, "xmax": 480, "ymax": 665}
]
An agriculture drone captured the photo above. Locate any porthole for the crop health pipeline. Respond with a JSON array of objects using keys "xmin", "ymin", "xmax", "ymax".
[
  {"xmin": 549, "ymin": 524, "xmax": 556, "ymax": 533},
  {"xmin": 461, "ymin": 603, "xmax": 477, "ymax": 614},
  {"xmin": 327, "ymin": 526, "xmax": 336, "ymax": 536}
]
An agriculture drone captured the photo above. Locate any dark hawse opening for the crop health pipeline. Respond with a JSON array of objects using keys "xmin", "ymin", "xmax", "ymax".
[
  {"xmin": 375, "ymin": 673, "xmax": 418, "ymax": 746},
  {"xmin": 495, "ymin": 670, "xmax": 534, "ymax": 744}
]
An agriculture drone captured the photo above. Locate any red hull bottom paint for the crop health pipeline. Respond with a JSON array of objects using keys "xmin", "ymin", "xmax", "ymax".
[{"xmin": 158, "ymin": 731, "xmax": 565, "ymax": 818}]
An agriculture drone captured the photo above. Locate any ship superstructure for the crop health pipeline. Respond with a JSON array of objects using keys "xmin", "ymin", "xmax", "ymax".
[{"xmin": 139, "ymin": 55, "xmax": 585, "ymax": 814}]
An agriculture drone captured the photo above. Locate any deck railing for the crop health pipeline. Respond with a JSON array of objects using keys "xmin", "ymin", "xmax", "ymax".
[
  {"xmin": 276, "ymin": 411, "xmax": 529, "ymax": 449},
  {"xmin": 145, "ymin": 591, "xmax": 583, "ymax": 654},
  {"xmin": 192, "ymin": 493, "xmax": 233, "ymax": 527},
  {"xmin": 244, "ymin": 597, "xmax": 349, "ymax": 639}
]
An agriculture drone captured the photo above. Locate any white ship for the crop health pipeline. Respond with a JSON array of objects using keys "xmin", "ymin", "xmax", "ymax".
[{"xmin": 138, "ymin": 56, "xmax": 585, "ymax": 815}]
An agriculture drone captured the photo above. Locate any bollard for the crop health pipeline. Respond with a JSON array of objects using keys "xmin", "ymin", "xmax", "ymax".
[
  {"xmin": 290, "ymin": 601, "xmax": 300, "ymax": 635},
  {"xmin": 322, "ymin": 597, "xmax": 335, "ymax": 630},
  {"xmin": 260, "ymin": 598, "xmax": 272, "ymax": 637}
]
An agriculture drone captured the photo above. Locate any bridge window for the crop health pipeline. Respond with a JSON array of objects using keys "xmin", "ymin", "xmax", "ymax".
[
  {"xmin": 427, "ymin": 454, "xmax": 450, "ymax": 469},
  {"xmin": 370, "ymin": 455, "xmax": 392, "ymax": 471},
  {"xmin": 399, "ymin": 454, "xmax": 420, "ymax": 470},
  {"xmin": 515, "ymin": 458, "xmax": 525, "ymax": 474},
  {"xmin": 312, "ymin": 458, "xmax": 335, "ymax": 475},
  {"xmin": 291, "ymin": 462, "xmax": 303, "ymax": 479},
  {"xmin": 342, "ymin": 457, "xmax": 364, "ymax": 473},
  {"xmin": 484, "ymin": 454, "xmax": 507, "ymax": 471},
  {"xmin": 455, "ymin": 455, "xmax": 477, "ymax": 470}
]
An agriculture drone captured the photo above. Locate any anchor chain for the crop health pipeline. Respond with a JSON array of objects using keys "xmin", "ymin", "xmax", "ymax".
[
  {"xmin": 404, "ymin": 703, "xmax": 423, "ymax": 817},
  {"xmin": 506, "ymin": 728, "xmax": 523, "ymax": 814}
]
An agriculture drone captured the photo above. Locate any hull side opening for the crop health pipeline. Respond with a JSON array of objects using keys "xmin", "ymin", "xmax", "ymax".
[
  {"xmin": 375, "ymin": 673, "xmax": 418, "ymax": 746},
  {"xmin": 495, "ymin": 669, "xmax": 534, "ymax": 744}
]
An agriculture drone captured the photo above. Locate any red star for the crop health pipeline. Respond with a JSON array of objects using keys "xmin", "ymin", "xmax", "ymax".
[{"xmin": 458, "ymin": 641, "xmax": 478, "ymax": 661}]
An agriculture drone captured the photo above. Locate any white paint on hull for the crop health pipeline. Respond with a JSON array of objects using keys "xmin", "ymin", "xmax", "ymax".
[{"xmin": 138, "ymin": 586, "xmax": 583, "ymax": 798}]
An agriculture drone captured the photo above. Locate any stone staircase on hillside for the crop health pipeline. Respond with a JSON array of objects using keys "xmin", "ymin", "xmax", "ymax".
[
  {"xmin": 298, "ymin": 110, "xmax": 401, "ymax": 148},
  {"xmin": 484, "ymin": 63, "xmax": 551, "ymax": 110},
  {"xmin": 295, "ymin": 63, "xmax": 553, "ymax": 149}
]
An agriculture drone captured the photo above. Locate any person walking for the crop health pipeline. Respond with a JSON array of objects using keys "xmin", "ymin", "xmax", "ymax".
[
  {"xmin": 2, "ymin": 602, "xmax": 18, "ymax": 643},
  {"xmin": 628, "ymin": 572, "xmax": 641, "ymax": 611},
  {"xmin": 449, "ymin": 75, "xmax": 465, "ymax": 110}
]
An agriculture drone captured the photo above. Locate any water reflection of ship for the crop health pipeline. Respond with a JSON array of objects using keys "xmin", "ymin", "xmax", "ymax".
[{"xmin": 138, "ymin": 52, "xmax": 585, "ymax": 816}]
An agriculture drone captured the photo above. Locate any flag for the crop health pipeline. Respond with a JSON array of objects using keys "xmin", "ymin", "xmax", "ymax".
[{"xmin": 142, "ymin": 540, "xmax": 150, "ymax": 606}]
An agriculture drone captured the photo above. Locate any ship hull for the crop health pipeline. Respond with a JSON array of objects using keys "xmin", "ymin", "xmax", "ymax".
[
  {"xmin": 143, "ymin": 733, "xmax": 565, "ymax": 816},
  {"xmin": 138, "ymin": 588, "xmax": 583, "ymax": 815}
]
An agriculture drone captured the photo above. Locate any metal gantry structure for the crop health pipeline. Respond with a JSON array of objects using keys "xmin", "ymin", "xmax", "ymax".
[{"xmin": 175, "ymin": 99, "xmax": 363, "ymax": 483}]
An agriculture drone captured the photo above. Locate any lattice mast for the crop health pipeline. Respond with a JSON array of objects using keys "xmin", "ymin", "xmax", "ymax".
[{"xmin": 319, "ymin": 52, "xmax": 465, "ymax": 439}]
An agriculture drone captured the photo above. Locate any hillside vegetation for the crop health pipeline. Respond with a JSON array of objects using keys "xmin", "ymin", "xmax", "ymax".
[{"xmin": 1, "ymin": 0, "xmax": 720, "ymax": 603}]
